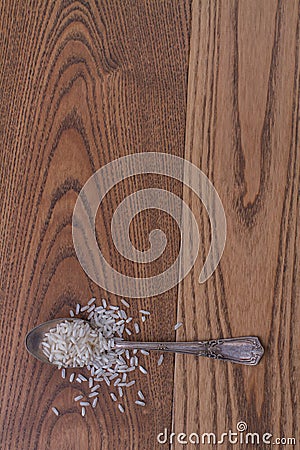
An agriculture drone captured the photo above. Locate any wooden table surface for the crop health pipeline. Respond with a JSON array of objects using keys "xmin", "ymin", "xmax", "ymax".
[{"xmin": 0, "ymin": 1, "xmax": 299, "ymax": 449}]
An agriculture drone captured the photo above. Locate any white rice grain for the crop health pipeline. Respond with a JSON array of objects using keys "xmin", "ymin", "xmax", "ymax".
[
  {"xmin": 135, "ymin": 400, "xmax": 145, "ymax": 406},
  {"xmin": 110, "ymin": 393, "xmax": 117, "ymax": 401},
  {"xmin": 138, "ymin": 390, "xmax": 145, "ymax": 400},
  {"xmin": 109, "ymin": 305, "xmax": 119, "ymax": 311},
  {"xmin": 139, "ymin": 365, "xmax": 147, "ymax": 374},
  {"xmin": 52, "ymin": 407, "xmax": 59, "ymax": 416},
  {"xmin": 157, "ymin": 354, "xmax": 164, "ymax": 366},
  {"xmin": 78, "ymin": 374, "xmax": 87, "ymax": 382},
  {"xmin": 88, "ymin": 392, "xmax": 99, "ymax": 398},
  {"xmin": 91, "ymin": 384, "xmax": 100, "ymax": 392},
  {"xmin": 118, "ymin": 386, "xmax": 123, "ymax": 397},
  {"xmin": 174, "ymin": 322, "xmax": 183, "ymax": 331},
  {"xmin": 121, "ymin": 299, "xmax": 130, "ymax": 308},
  {"xmin": 87, "ymin": 304, "xmax": 95, "ymax": 313},
  {"xmin": 104, "ymin": 376, "xmax": 110, "ymax": 386}
]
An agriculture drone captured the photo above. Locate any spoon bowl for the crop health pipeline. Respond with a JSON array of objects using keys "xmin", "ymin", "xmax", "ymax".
[{"xmin": 25, "ymin": 318, "xmax": 87, "ymax": 365}]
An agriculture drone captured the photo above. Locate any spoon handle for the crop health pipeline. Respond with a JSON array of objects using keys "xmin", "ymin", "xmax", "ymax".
[{"xmin": 115, "ymin": 336, "xmax": 264, "ymax": 366}]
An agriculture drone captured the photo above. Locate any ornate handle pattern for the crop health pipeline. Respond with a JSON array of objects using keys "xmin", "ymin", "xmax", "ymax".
[{"xmin": 115, "ymin": 336, "xmax": 264, "ymax": 366}]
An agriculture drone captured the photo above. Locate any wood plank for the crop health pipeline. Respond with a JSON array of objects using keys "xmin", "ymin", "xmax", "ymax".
[
  {"xmin": 172, "ymin": 0, "xmax": 299, "ymax": 448},
  {"xmin": 0, "ymin": 1, "xmax": 191, "ymax": 449}
]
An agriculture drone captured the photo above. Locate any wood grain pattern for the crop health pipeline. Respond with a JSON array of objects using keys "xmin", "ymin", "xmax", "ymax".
[
  {"xmin": 0, "ymin": 1, "xmax": 299, "ymax": 450},
  {"xmin": 173, "ymin": 0, "xmax": 299, "ymax": 449},
  {"xmin": 0, "ymin": 1, "xmax": 190, "ymax": 449}
]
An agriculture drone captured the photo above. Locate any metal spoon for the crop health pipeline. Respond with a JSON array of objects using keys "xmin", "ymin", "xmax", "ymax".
[{"xmin": 25, "ymin": 318, "xmax": 264, "ymax": 366}]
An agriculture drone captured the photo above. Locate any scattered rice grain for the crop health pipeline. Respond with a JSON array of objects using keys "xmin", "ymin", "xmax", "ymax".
[
  {"xmin": 139, "ymin": 365, "xmax": 147, "ymax": 374},
  {"xmin": 118, "ymin": 404, "xmax": 125, "ymax": 413},
  {"xmin": 157, "ymin": 354, "xmax": 164, "ymax": 366},
  {"xmin": 174, "ymin": 322, "xmax": 183, "ymax": 331},
  {"xmin": 87, "ymin": 304, "xmax": 95, "ymax": 313},
  {"xmin": 91, "ymin": 384, "xmax": 100, "ymax": 392},
  {"xmin": 78, "ymin": 374, "xmax": 87, "ymax": 382},
  {"xmin": 121, "ymin": 299, "xmax": 130, "ymax": 308},
  {"xmin": 135, "ymin": 400, "xmax": 145, "ymax": 406},
  {"xmin": 138, "ymin": 390, "xmax": 145, "ymax": 400},
  {"xmin": 52, "ymin": 407, "xmax": 59, "ymax": 416},
  {"xmin": 118, "ymin": 386, "xmax": 123, "ymax": 397},
  {"xmin": 88, "ymin": 392, "xmax": 99, "ymax": 398}
]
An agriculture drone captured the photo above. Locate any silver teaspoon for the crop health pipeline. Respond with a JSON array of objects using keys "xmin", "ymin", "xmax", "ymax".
[{"xmin": 25, "ymin": 318, "xmax": 264, "ymax": 366}]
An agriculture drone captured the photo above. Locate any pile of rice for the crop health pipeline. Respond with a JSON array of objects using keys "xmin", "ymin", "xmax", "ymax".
[
  {"xmin": 43, "ymin": 297, "xmax": 183, "ymax": 417},
  {"xmin": 43, "ymin": 298, "xmax": 152, "ymax": 416}
]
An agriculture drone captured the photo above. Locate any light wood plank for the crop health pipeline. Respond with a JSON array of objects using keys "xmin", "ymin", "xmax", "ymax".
[{"xmin": 172, "ymin": 0, "xmax": 299, "ymax": 448}]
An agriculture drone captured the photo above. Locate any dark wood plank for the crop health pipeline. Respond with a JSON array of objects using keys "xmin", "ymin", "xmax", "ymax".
[
  {"xmin": 173, "ymin": 0, "xmax": 299, "ymax": 448},
  {"xmin": 0, "ymin": 1, "xmax": 191, "ymax": 449}
]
